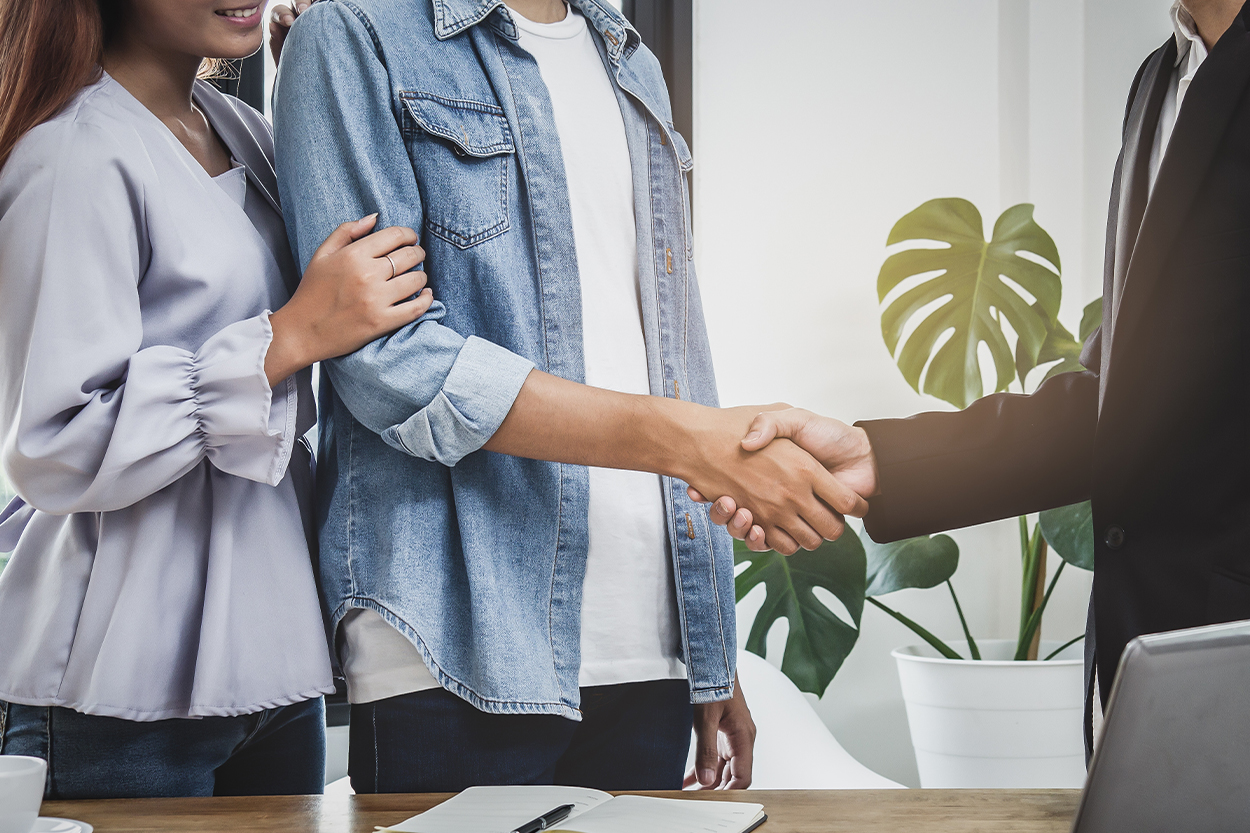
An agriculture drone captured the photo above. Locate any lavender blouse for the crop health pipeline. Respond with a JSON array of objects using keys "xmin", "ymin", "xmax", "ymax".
[{"xmin": 0, "ymin": 74, "xmax": 334, "ymax": 720}]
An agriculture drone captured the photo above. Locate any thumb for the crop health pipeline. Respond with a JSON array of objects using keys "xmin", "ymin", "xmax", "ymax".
[
  {"xmin": 694, "ymin": 704, "xmax": 722, "ymax": 787},
  {"xmin": 742, "ymin": 408, "xmax": 808, "ymax": 451},
  {"xmin": 313, "ymin": 213, "xmax": 378, "ymax": 259}
]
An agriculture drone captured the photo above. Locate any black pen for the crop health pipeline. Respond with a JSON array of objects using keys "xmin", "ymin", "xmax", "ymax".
[{"xmin": 509, "ymin": 803, "xmax": 575, "ymax": 833}]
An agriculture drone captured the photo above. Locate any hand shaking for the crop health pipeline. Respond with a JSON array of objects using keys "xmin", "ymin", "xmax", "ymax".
[{"xmin": 689, "ymin": 408, "xmax": 879, "ymax": 554}]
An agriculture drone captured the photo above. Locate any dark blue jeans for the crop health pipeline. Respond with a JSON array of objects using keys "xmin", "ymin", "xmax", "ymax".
[
  {"xmin": 0, "ymin": 698, "xmax": 325, "ymax": 799},
  {"xmin": 349, "ymin": 680, "xmax": 693, "ymax": 793}
]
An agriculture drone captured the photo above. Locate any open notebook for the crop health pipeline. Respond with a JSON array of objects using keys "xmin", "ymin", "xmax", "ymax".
[{"xmin": 379, "ymin": 785, "xmax": 766, "ymax": 833}]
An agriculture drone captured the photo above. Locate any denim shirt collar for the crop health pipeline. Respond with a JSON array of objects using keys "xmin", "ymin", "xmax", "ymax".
[{"xmin": 432, "ymin": 0, "xmax": 639, "ymax": 63}]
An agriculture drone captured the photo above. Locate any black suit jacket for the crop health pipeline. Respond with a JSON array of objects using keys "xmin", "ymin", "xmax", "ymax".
[{"xmin": 860, "ymin": 5, "xmax": 1250, "ymax": 752}]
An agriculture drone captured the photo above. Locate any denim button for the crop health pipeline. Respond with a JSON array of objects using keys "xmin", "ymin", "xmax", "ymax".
[{"xmin": 1104, "ymin": 525, "xmax": 1125, "ymax": 550}]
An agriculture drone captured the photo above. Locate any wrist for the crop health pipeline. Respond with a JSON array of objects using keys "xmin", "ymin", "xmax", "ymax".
[
  {"xmin": 263, "ymin": 306, "xmax": 312, "ymax": 387},
  {"xmin": 637, "ymin": 395, "xmax": 712, "ymax": 483},
  {"xmin": 664, "ymin": 400, "xmax": 740, "ymax": 486},
  {"xmin": 852, "ymin": 425, "xmax": 881, "ymax": 497}
]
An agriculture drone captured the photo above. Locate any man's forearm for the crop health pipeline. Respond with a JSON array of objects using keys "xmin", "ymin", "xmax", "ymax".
[
  {"xmin": 484, "ymin": 370, "xmax": 870, "ymax": 553},
  {"xmin": 483, "ymin": 369, "xmax": 711, "ymax": 480}
]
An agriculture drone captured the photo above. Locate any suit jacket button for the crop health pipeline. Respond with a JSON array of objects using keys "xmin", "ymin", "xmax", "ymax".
[{"xmin": 1105, "ymin": 525, "xmax": 1125, "ymax": 550}]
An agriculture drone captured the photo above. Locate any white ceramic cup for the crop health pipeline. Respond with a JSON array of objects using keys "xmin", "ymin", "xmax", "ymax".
[{"xmin": 0, "ymin": 756, "xmax": 46, "ymax": 833}]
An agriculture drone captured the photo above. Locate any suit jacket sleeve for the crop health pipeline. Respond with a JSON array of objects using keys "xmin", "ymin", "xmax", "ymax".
[
  {"xmin": 858, "ymin": 357, "xmax": 1099, "ymax": 543},
  {"xmin": 855, "ymin": 50, "xmax": 1148, "ymax": 546}
]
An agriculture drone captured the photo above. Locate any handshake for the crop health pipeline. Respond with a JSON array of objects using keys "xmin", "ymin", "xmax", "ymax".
[{"xmin": 682, "ymin": 406, "xmax": 879, "ymax": 556}]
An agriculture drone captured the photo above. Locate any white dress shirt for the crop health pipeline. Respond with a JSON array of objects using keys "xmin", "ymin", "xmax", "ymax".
[{"xmin": 1149, "ymin": 2, "xmax": 1211, "ymax": 193}]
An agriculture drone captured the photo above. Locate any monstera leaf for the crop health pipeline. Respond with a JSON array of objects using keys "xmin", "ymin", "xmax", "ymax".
[
  {"xmin": 879, "ymin": 199, "xmax": 1062, "ymax": 408},
  {"xmin": 863, "ymin": 531, "xmax": 960, "ymax": 596},
  {"xmin": 1039, "ymin": 501, "xmax": 1095, "ymax": 571},
  {"xmin": 734, "ymin": 535, "xmax": 866, "ymax": 695},
  {"xmin": 1017, "ymin": 298, "xmax": 1104, "ymax": 386}
]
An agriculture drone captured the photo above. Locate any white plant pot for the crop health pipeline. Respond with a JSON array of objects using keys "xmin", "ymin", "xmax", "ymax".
[{"xmin": 893, "ymin": 638, "xmax": 1086, "ymax": 788}]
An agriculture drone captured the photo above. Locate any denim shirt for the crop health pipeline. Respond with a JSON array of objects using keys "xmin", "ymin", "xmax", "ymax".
[{"xmin": 274, "ymin": 0, "xmax": 735, "ymax": 718}]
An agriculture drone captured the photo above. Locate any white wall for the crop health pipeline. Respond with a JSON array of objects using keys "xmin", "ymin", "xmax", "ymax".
[{"xmin": 693, "ymin": 0, "xmax": 1172, "ymax": 787}]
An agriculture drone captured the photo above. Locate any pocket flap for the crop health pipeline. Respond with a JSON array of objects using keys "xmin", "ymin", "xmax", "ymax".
[{"xmin": 400, "ymin": 92, "xmax": 516, "ymax": 158}]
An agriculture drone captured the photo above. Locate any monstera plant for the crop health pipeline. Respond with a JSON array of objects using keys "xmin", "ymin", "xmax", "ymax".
[{"xmin": 737, "ymin": 198, "xmax": 1099, "ymax": 695}]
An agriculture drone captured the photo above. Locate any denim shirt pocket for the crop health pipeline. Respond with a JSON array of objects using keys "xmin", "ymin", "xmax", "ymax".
[{"xmin": 399, "ymin": 92, "xmax": 516, "ymax": 249}]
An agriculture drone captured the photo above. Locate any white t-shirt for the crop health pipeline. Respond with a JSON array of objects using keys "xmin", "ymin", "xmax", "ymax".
[{"xmin": 340, "ymin": 3, "xmax": 683, "ymax": 704}]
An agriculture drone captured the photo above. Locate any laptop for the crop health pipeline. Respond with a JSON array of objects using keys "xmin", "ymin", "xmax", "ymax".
[{"xmin": 1071, "ymin": 619, "xmax": 1250, "ymax": 832}]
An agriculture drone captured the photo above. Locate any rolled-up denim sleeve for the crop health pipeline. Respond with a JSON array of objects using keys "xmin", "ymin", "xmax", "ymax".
[{"xmin": 273, "ymin": 1, "xmax": 533, "ymax": 467}]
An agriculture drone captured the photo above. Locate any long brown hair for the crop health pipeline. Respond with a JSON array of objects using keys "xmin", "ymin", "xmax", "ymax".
[{"xmin": 0, "ymin": 0, "xmax": 114, "ymax": 169}]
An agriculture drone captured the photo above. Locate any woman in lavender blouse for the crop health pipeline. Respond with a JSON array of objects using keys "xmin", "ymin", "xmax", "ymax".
[{"xmin": 0, "ymin": 0, "xmax": 431, "ymax": 798}]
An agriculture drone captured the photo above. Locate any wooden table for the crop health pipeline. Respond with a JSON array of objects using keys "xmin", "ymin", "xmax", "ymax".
[{"xmin": 42, "ymin": 789, "xmax": 1082, "ymax": 832}]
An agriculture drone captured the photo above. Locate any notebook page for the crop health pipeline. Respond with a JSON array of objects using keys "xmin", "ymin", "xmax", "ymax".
[
  {"xmin": 551, "ymin": 795, "xmax": 765, "ymax": 833},
  {"xmin": 382, "ymin": 785, "xmax": 613, "ymax": 833}
]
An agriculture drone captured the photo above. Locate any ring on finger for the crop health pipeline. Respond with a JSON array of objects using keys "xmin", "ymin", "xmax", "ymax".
[{"xmin": 384, "ymin": 253, "xmax": 397, "ymax": 279}]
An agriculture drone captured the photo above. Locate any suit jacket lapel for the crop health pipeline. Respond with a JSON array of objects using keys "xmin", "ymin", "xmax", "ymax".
[
  {"xmin": 1100, "ymin": 41, "xmax": 1174, "ymax": 410},
  {"xmin": 1110, "ymin": 41, "xmax": 1174, "ymax": 326},
  {"xmin": 1105, "ymin": 11, "xmax": 1250, "ymax": 397}
]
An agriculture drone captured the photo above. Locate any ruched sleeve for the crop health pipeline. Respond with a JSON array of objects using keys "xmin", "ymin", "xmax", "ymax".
[{"xmin": 0, "ymin": 109, "xmax": 298, "ymax": 516}]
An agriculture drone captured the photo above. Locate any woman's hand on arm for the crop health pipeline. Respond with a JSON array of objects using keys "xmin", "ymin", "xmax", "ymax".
[
  {"xmin": 482, "ymin": 373, "xmax": 869, "ymax": 555},
  {"xmin": 264, "ymin": 214, "xmax": 431, "ymax": 387}
]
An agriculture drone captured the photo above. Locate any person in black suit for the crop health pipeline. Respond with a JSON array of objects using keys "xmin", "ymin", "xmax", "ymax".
[{"xmin": 697, "ymin": 0, "xmax": 1250, "ymax": 755}]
